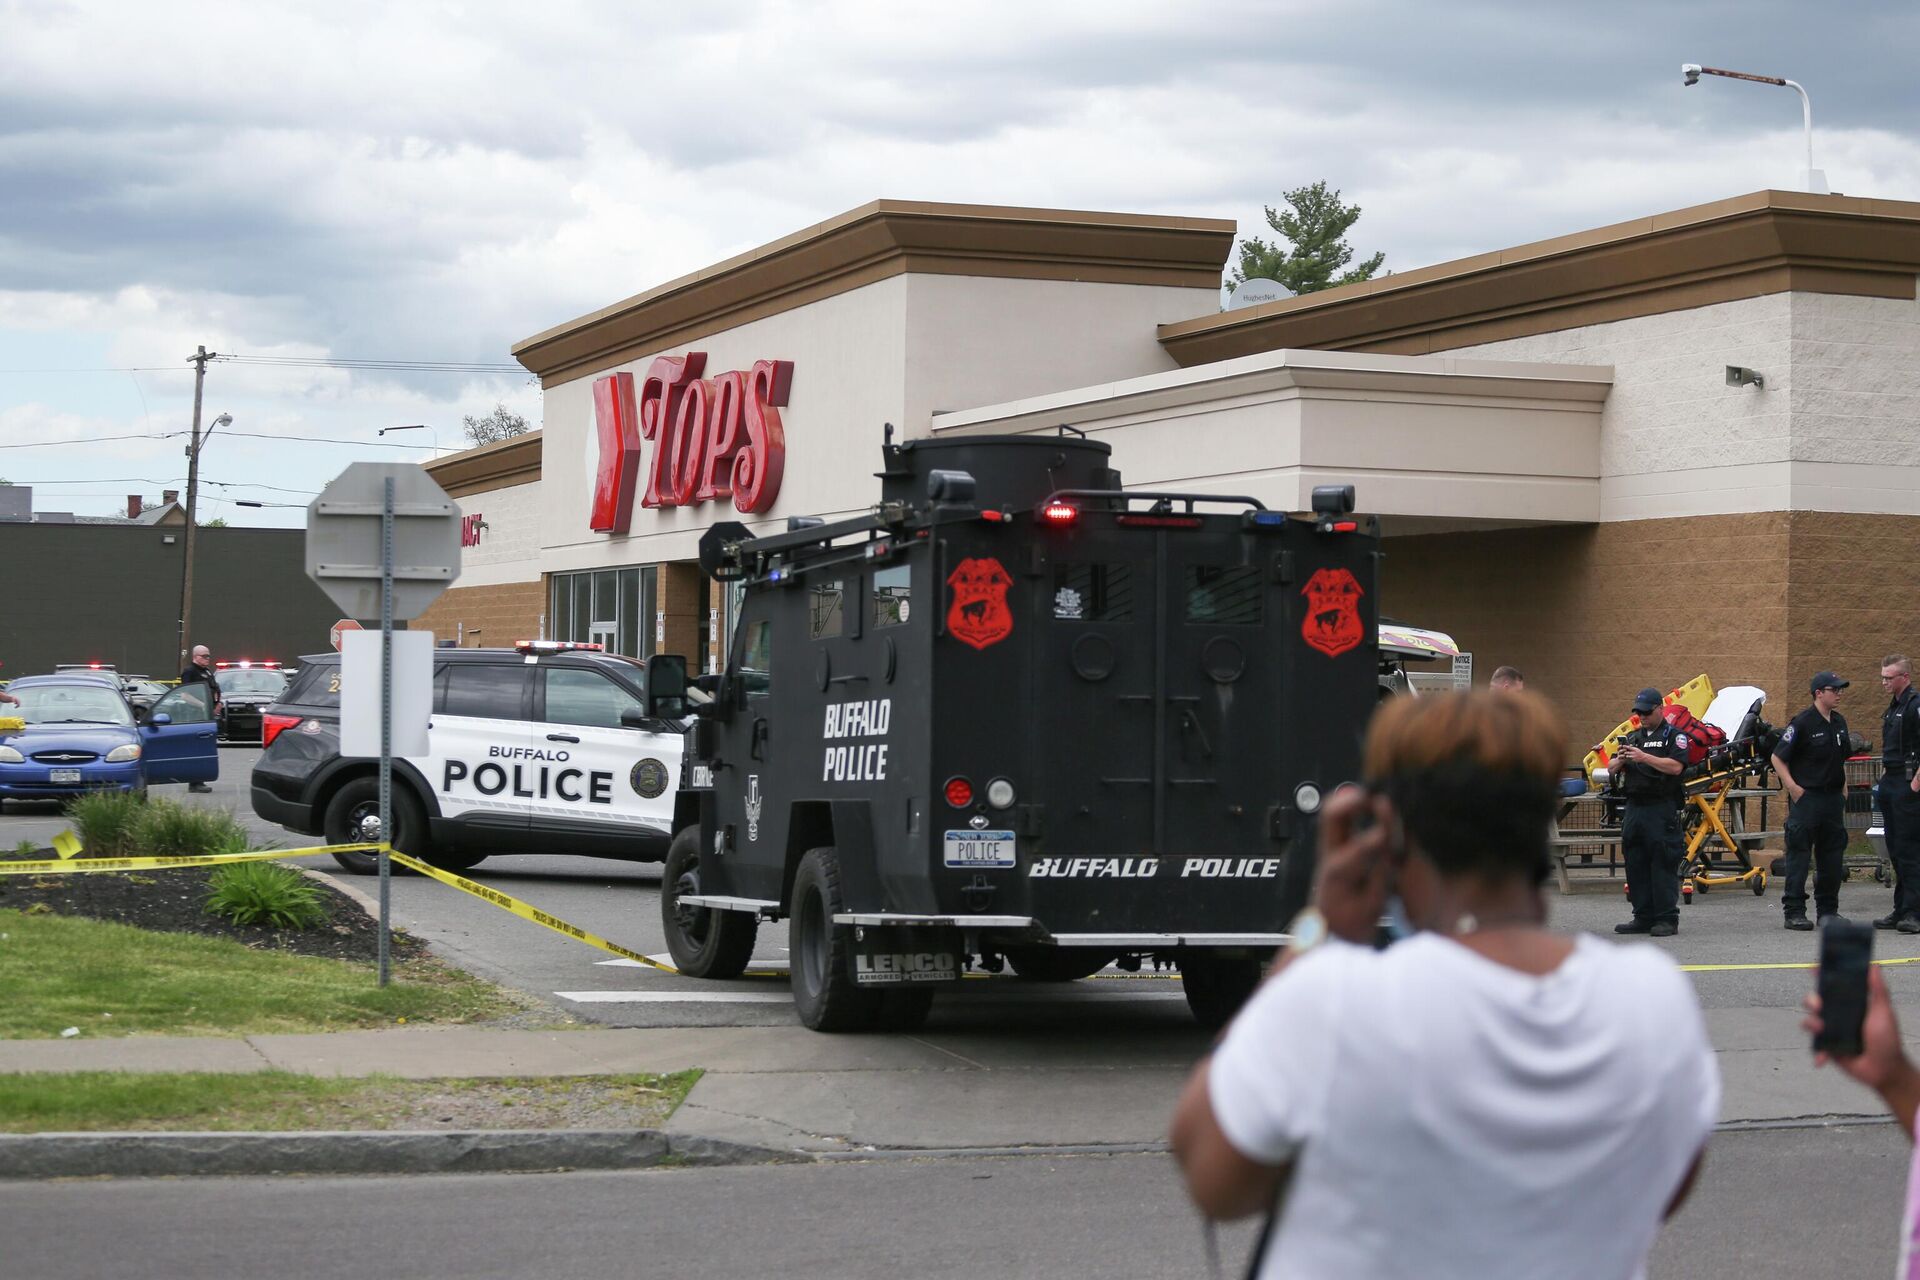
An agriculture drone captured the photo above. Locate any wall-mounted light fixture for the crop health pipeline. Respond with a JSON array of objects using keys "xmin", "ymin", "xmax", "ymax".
[{"xmin": 1726, "ymin": 365, "xmax": 1766, "ymax": 390}]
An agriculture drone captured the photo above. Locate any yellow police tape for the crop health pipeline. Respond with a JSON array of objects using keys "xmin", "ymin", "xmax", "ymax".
[
  {"xmin": 383, "ymin": 847, "xmax": 678, "ymax": 975},
  {"xmin": 0, "ymin": 842, "xmax": 384, "ymax": 876}
]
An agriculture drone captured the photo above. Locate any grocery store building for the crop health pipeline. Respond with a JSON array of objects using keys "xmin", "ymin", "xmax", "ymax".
[{"xmin": 415, "ymin": 190, "xmax": 1920, "ymax": 748}]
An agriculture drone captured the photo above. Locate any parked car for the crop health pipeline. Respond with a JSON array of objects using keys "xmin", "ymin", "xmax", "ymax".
[
  {"xmin": 213, "ymin": 662, "xmax": 290, "ymax": 743},
  {"xmin": 119, "ymin": 676, "xmax": 170, "ymax": 720},
  {"xmin": 0, "ymin": 674, "xmax": 219, "ymax": 809}
]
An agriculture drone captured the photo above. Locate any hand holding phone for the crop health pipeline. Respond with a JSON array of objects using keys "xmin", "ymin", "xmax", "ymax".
[
  {"xmin": 1812, "ymin": 919, "xmax": 1874, "ymax": 1058},
  {"xmin": 1313, "ymin": 785, "xmax": 1401, "ymax": 945}
]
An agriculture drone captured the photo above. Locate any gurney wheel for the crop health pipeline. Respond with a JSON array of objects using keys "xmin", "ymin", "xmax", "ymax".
[
  {"xmin": 1694, "ymin": 880, "xmax": 1708, "ymax": 895},
  {"xmin": 1878, "ymin": 866, "xmax": 1894, "ymax": 887},
  {"xmin": 1752, "ymin": 873, "xmax": 1768, "ymax": 896},
  {"xmin": 1683, "ymin": 886, "xmax": 1694, "ymax": 904}
]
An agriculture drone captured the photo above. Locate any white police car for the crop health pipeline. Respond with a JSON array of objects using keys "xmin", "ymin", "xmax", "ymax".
[{"xmin": 249, "ymin": 641, "xmax": 693, "ymax": 873}]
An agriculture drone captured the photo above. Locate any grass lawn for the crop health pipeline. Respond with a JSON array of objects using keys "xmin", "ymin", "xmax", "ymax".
[
  {"xmin": 0, "ymin": 1069, "xmax": 703, "ymax": 1133},
  {"xmin": 0, "ymin": 907, "xmax": 523, "ymax": 1039}
]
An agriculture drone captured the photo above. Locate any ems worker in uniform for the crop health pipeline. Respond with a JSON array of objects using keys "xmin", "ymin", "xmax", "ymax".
[
  {"xmin": 1772, "ymin": 672, "xmax": 1852, "ymax": 931},
  {"xmin": 1612, "ymin": 686, "xmax": 1689, "ymax": 938},
  {"xmin": 1879, "ymin": 655, "xmax": 1920, "ymax": 933}
]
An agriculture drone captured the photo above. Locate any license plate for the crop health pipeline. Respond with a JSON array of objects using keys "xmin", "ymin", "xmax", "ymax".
[
  {"xmin": 944, "ymin": 829, "xmax": 1015, "ymax": 868},
  {"xmin": 49, "ymin": 769, "xmax": 82, "ymax": 784}
]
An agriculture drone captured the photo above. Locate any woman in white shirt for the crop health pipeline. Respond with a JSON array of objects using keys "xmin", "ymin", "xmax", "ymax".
[{"xmin": 1172, "ymin": 690, "xmax": 1718, "ymax": 1280}]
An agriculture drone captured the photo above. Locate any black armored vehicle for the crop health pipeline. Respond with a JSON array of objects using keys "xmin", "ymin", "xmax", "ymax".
[{"xmin": 659, "ymin": 433, "xmax": 1379, "ymax": 1031}]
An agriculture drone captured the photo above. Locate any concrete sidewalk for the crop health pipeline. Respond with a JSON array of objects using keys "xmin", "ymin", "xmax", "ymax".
[{"xmin": 1, "ymin": 1014, "xmax": 1911, "ymax": 1153}]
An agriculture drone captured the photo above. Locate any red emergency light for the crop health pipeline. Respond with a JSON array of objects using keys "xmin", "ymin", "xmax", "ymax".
[
  {"xmin": 943, "ymin": 776, "xmax": 974, "ymax": 808},
  {"xmin": 1037, "ymin": 501, "xmax": 1078, "ymax": 527}
]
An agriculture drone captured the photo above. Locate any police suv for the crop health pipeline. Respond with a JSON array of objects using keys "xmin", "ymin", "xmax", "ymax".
[
  {"xmin": 661, "ymin": 432, "xmax": 1379, "ymax": 1032},
  {"xmin": 249, "ymin": 642, "xmax": 693, "ymax": 873}
]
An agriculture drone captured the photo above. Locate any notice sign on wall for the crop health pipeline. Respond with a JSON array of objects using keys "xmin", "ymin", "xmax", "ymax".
[{"xmin": 1407, "ymin": 652, "xmax": 1474, "ymax": 696}]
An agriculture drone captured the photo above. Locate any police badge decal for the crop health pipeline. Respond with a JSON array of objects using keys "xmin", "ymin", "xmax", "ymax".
[
  {"xmin": 630, "ymin": 758, "xmax": 669, "ymax": 799},
  {"xmin": 946, "ymin": 557, "xmax": 1014, "ymax": 651},
  {"xmin": 1300, "ymin": 567, "xmax": 1364, "ymax": 658}
]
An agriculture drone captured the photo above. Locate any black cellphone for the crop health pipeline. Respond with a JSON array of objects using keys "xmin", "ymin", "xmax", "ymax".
[{"xmin": 1814, "ymin": 919, "xmax": 1875, "ymax": 1057}]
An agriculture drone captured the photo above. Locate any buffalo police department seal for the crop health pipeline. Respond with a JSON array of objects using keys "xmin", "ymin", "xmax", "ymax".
[{"xmin": 630, "ymin": 758, "xmax": 670, "ymax": 799}]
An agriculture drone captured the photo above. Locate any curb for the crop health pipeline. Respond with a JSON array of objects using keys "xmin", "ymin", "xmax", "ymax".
[{"xmin": 0, "ymin": 1128, "xmax": 811, "ymax": 1179}]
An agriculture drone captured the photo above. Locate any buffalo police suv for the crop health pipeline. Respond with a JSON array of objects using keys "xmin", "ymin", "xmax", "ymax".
[{"xmin": 250, "ymin": 642, "xmax": 694, "ymax": 873}]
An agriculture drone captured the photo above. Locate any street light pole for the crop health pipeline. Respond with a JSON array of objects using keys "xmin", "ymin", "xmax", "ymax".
[
  {"xmin": 176, "ymin": 348, "xmax": 229, "ymax": 667},
  {"xmin": 378, "ymin": 423, "xmax": 439, "ymax": 459},
  {"xmin": 1682, "ymin": 63, "xmax": 1825, "ymax": 193}
]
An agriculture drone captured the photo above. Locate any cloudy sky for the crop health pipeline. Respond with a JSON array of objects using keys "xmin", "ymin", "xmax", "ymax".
[{"xmin": 4, "ymin": 0, "xmax": 1916, "ymax": 526}]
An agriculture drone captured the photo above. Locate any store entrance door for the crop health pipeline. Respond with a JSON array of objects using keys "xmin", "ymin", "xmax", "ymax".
[{"xmin": 589, "ymin": 622, "xmax": 616, "ymax": 652}]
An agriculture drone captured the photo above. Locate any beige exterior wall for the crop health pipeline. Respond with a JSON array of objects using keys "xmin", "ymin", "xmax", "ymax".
[
  {"xmin": 930, "ymin": 349, "xmax": 1612, "ymax": 523},
  {"xmin": 445, "ymin": 480, "xmax": 545, "ymax": 590},
  {"xmin": 1449, "ymin": 291, "xmax": 1920, "ymax": 521}
]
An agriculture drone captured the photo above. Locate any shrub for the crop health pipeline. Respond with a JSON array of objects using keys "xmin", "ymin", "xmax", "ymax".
[
  {"xmin": 132, "ymin": 800, "xmax": 250, "ymax": 857},
  {"xmin": 64, "ymin": 791, "xmax": 147, "ymax": 858},
  {"xmin": 203, "ymin": 862, "xmax": 329, "ymax": 930}
]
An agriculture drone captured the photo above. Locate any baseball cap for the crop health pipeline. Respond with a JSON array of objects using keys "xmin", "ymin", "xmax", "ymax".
[
  {"xmin": 1632, "ymin": 687, "xmax": 1662, "ymax": 713},
  {"xmin": 1811, "ymin": 671, "xmax": 1850, "ymax": 693}
]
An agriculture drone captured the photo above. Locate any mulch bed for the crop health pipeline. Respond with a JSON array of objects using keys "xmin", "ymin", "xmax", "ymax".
[{"xmin": 0, "ymin": 851, "xmax": 428, "ymax": 964}]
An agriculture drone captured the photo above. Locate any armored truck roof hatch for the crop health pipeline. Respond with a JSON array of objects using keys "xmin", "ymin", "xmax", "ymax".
[{"xmin": 661, "ymin": 432, "xmax": 1379, "ymax": 1031}]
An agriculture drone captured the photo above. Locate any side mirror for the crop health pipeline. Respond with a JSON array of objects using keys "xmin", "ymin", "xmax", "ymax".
[
  {"xmin": 619, "ymin": 706, "xmax": 649, "ymax": 730},
  {"xmin": 148, "ymin": 713, "xmax": 172, "ymax": 727},
  {"xmin": 644, "ymin": 653, "xmax": 688, "ymax": 720}
]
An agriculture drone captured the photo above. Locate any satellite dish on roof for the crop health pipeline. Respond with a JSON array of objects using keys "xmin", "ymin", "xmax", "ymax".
[{"xmin": 1227, "ymin": 278, "xmax": 1295, "ymax": 310}]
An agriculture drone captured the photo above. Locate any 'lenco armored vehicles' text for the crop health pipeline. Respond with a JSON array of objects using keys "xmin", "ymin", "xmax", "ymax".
[{"xmin": 658, "ymin": 432, "xmax": 1379, "ymax": 1031}]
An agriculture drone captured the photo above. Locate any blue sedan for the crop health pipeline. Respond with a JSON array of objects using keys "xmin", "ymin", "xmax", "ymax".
[{"xmin": 0, "ymin": 675, "xmax": 219, "ymax": 807}]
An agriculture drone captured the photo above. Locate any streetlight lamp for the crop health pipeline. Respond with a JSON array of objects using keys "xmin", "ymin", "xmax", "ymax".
[
  {"xmin": 378, "ymin": 423, "xmax": 440, "ymax": 459},
  {"xmin": 177, "ymin": 410, "xmax": 232, "ymax": 667},
  {"xmin": 1682, "ymin": 63, "xmax": 1826, "ymax": 193}
]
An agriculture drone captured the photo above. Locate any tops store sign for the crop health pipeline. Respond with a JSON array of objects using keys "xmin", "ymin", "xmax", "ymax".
[{"xmin": 588, "ymin": 351, "xmax": 792, "ymax": 531}]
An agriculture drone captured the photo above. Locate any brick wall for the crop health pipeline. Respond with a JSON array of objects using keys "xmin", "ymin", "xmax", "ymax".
[
  {"xmin": 411, "ymin": 580, "xmax": 546, "ymax": 650},
  {"xmin": 1788, "ymin": 513, "xmax": 1920, "ymax": 726},
  {"xmin": 1379, "ymin": 513, "xmax": 1794, "ymax": 752}
]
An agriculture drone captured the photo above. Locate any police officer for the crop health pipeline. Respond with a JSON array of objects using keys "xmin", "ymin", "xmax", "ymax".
[
  {"xmin": 177, "ymin": 644, "xmax": 221, "ymax": 793},
  {"xmin": 1772, "ymin": 672, "xmax": 1852, "ymax": 930},
  {"xmin": 1878, "ymin": 655, "xmax": 1920, "ymax": 933},
  {"xmin": 1611, "ymin": 686, "xmax": 1690, "ymax": 938}
]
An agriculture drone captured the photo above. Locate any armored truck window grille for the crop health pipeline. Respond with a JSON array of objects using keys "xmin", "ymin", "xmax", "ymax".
[
  {"xmin": 442, "ymin": 664, "xmax": 529, "ymax": 719},
  {"xmin": 1185, "ymin": 565, "xmax": 1262, "ymax": 625},
  {"xmin": 548, "ymin": 566, "xmax": 657, "ymax": 656},
  {"xmin": 542, "ymin": 668, "xmax": 641, "ymax": 731},
  {"xmin": 872, "ymin": 565, "xmax": 910, "ymax": 628},
  {"xmin": 809, "ymin": 580, "xmax": 845, "ymax": 640},
  {"xmin": 1050, "ymin": 562, "xmax": 1133, "ymax": 622}
]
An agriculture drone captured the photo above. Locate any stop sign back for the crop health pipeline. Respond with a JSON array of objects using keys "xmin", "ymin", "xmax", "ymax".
[{"xmin": 331, "ymin": 619, "xmax": 364, "ymax": 651}]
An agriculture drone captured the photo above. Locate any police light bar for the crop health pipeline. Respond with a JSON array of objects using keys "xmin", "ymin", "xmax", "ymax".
[
  {"xmin": 1037, "ymin": 501, "xmax": 1078, "ymax": 527},
  {"xmin": 215, "ymin": 660, "xmax": 281, "ymax": 669},
  {"xmin": 515, "ymin": 640, "xmax": 604, "ymax": 653}
]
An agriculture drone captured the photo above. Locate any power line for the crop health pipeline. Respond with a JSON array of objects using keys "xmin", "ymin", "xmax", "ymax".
[
  {"xmin": 0, "ymin": 430, "xmax": 433, "ymax": 451},
  {"xmin": 8, "ymin": 477, "xmax": 320, "ymax": 496},
  {"xmin": 0, "ymin": 432, "xmax": 184, "ymax": 450},
  {"xmin": 214, "ymin": 354, "xmax": 524, "ymax": 374}
]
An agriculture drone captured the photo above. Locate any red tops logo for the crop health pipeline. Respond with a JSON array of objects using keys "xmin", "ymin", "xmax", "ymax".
[
  {"xmin": 588, "ymin": 352, "xmax": 792, "ymax": 532},
  {"xmin": 1300, "ymin": 568, "xmax": 1364, "ymax": 658}
]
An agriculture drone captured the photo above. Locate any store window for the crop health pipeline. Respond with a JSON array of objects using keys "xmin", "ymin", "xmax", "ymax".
[{"xmin": 548, "ymin": 566, "xmax": 657, "ymax": 657}]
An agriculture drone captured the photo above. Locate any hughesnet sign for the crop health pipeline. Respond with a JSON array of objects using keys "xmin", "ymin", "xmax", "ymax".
[{"xmin": 588, "ymin": 351, "xmax": 793, "ymax": 532}]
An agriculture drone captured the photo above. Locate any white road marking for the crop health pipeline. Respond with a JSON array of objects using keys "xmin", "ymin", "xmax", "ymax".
[
  {"xmin": 556, "ymin": 991, "xmax": 794, "ymax": 1004},
  {"xmin": 556, "ymin": 988, "xmax": 1188, "ymax": 1005},
  {"xmin": 597, "ymin": 954, "xmax": 791, "ymax": 973}
]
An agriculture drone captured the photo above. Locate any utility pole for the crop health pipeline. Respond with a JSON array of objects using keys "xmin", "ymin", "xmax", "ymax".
[{"xmin": 177, "ymin": 346, "xmax": 215, "ymax": 667}]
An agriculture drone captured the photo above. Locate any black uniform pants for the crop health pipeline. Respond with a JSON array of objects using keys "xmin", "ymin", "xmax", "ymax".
[
  {"xmin": 1623, "ymin": 801, "xmax": 1685, "ymax": 926},
  {"xmin": 1782, "ymin": 789, "xmax": 1846, "ymax": 919},
  {"xmin": 1880, "ymin": 771, "xmax": 1920, "ymax": 921}
]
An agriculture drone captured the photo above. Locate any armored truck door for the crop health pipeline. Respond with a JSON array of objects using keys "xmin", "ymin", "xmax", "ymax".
[
  {"xmin": 1161, "ymin": 549, "xmax": 1283, "ymax": 861},
  {"xmin": 1036, "ymin": 546, "xmax": 1158, "ymax": 856}
]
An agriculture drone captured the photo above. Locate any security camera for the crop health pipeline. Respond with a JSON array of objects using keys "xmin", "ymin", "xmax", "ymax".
[
  {"xmin": 1726, "ymin": 365, "xmax": 1765, "ymax": 390},
  {"xmin": 1682, "ymin": 63, "xmax": 1702, "ymax": 86}
]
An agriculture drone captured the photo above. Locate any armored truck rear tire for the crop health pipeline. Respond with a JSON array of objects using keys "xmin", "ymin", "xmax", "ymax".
[
  {"xmin": 1180, "ymin": 951, "xmax": 1265, "ymax": 1029},
  {"xmin": 1004, "ymin": 946, "xmax": 1116, "ymax": 982},
  {"xmin": 790, "ymin": 845, "xmax": 883, "ymax": 1032},
  {"xmin": 661, "ymin": 826, "xmax": 758, "ymax": 980}
]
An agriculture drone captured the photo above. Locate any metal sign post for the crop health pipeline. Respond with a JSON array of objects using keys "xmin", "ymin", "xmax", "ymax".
[{"xmin": 305, "ymin": 462, "xmax": 461, "ymax": 987}]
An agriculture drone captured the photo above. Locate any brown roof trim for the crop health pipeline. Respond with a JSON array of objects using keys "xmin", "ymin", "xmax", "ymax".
[
  {"xmin": 1158, "ymin": 190, "xmax": 1920, "ymax": 365},
  {"xmin": 512, "ymin": 200, "xmax": 1236, "ymax": 386},
  {"xmin": 424, "ymin": 431, "xmax": 542, "ymax": 498}
]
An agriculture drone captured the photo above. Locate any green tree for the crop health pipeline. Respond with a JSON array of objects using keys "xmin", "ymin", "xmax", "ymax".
[
  {"xmin": 201, "ymin": 517, "xmax": 228, "ymax": 527},
  {"xmin": 462, "ymin": 404, "xmax": 531, "ymax": 446},
  {"xmin": 1229, "ymin": 180, "xmax": 1385, "ymax": 294}
]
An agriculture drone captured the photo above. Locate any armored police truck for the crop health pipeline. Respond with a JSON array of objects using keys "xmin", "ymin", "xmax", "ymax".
[{"xmin": 657, "ymin": 433, "xmax": 1379, "ymax": 1031}]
